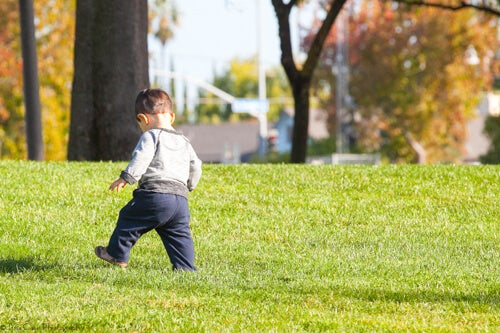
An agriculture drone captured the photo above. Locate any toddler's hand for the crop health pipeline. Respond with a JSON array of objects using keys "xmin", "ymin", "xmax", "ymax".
[{"xmin": 109, "ymin": 178, "xmax": 127, "ymax": 192}]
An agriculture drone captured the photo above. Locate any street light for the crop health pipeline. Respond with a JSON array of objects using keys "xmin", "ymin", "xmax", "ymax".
[
  {"xmin": 334, "ymin": 1, "xmax": 349, "ymax": 154},
  {"xmin": 256, "ymin": 0, "xmax": 268, "ymax": 157}
]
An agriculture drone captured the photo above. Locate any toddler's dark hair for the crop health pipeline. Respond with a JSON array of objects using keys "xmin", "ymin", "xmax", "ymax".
[{"xmin": 135, "ymin": 88, "xmax": 173, "ymax": 115}]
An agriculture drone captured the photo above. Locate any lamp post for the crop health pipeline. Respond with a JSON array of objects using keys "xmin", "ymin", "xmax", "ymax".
[
  {"xmin": 256, "ymin": 0, "xmax": 268, "ymax": 158},
  {"xmin": 19, "ymin": 0, "xmax": 44, "ymax": 160},
  {"xmin": 335, "ymin": 2, "xmax": 348, "ymax": 154}
]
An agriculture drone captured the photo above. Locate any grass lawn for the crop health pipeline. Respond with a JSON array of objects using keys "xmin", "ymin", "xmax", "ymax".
[{"xmin": 0, "ymin": 161, "xmax": 499, "ymax": 332}]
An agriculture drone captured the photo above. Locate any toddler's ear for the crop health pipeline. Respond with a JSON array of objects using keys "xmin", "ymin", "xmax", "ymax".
[
  {"xmin": 170, "ymin": 113, "xmax": 175, "ymax": 124},
  {"xmin": 137, "ymin": 113, "xmax": 150, "ymax": 124}
]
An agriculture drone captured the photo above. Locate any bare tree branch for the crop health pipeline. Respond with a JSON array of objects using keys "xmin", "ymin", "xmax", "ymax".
[
  {"xmin": 271, "ymin": 0, "xmax": 298, "ymax": 81},
  {"xmin": 303, "ymin": 0, "xmax": 347, "ymax": 76},
  {"xmin": 395, "ymin": 0, "xmax": 500, "ymax": 16}
]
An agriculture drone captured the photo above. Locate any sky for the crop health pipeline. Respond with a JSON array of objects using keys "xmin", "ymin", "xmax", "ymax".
[
  {"xmin": 148, "ymin": 0, "xmax": 301, "ymax": 108},
  {"xmin": 150, "ymin": 0, "xmax": 282, "ymax": 81}
]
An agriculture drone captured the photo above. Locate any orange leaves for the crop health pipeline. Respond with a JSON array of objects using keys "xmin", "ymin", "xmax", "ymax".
[{"xmin": 0, "ymin": 0, "xmax": 75, "ymax": 159}]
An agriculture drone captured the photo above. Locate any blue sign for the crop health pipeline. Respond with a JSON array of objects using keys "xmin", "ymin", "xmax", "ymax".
[{"xmin": 232, "ymin": 98, "xmax": 269, "ymax": 113}]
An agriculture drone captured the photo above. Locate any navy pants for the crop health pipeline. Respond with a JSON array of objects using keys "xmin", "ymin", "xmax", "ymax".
[{"xmin": 107, "ymin": 190, "xmax": 196, "ymax": 271}]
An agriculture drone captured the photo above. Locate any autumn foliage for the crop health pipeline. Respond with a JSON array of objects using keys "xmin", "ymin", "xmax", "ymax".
[
  {"xmin": 0, "ymin": 0, "xmax": 75, "ymax": 160},
  {"xmin": 305, "ymin": 0, "xmax": 497, "ymax": 163}
]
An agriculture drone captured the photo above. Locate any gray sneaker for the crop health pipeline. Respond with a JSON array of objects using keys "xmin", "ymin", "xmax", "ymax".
[{"xmin": 94, "ymin": 246, "xmax": 128, "ymax": 268}]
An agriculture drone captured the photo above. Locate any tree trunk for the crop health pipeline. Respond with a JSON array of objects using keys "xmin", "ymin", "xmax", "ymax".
[
  {"xmin": 68, "ymin": 0, "xmax": 149, "ymax": 161},
  {"xmin": 405, "ymin": 132, "xmax": 427, "ymax": 164},
  {"xmin": 290, "ymin": 80, "xmax": 311, "ymax": 163},
  {"xmin": 68, "ymin": 0, "xmax": 95, "ymax": 160},
  {"xmin": 272, "ymin": 0, "xmax": 346, "ymax": 163}
]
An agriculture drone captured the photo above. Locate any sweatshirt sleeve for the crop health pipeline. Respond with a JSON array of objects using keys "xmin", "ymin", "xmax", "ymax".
[
  {"xmin": 121, "ymin": 131, "xmax": 156, "ymax": 184},
  {"xmin": 187, "ymin": 144, "xmax": 202, "ymax": 191}
]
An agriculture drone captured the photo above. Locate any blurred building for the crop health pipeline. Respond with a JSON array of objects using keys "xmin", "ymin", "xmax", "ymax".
[
  {"xmin": 273, "ymin": 107, "xmax": 330, "ymax": 154},
  {"xmin": 463, "ymin": 92, "xmax": 499, "ymax": 163},
  {"xmin": 178, "ymin": 122, "xmax": 259, "ymax": 163}
]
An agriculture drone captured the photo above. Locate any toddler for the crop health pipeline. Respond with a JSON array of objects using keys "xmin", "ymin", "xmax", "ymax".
[{"xmin": 95, "ymin": 88, "xmax": 202, "ymax": 271}]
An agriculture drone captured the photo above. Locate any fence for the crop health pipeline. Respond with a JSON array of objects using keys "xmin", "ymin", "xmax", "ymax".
[{"xmin": 307, "ymin": 153, "xmax": 381, "ymax": 165}]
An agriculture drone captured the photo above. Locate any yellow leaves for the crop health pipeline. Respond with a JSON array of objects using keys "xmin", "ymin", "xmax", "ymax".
[
  {"xmin": 0, "ymin": 0, "xmax": 74, "ymax": 160},
  {"xmin": 35, "ymin": 0, "xmax": 75, "ymax": 160}
]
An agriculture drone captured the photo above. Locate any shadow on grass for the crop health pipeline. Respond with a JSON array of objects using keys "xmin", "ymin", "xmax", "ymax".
[{"xmin": 0, "ymin": 258, "xmax": 52, "ymax": 273}]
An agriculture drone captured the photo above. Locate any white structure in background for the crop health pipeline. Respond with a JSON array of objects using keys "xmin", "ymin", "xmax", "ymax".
[
  {"xmin": 151, "ymin": 0, "xmax": 269, "ymax": 159},
  {"xmin": 150, "ymin": 69, "xmax": 235, "ymax": 104},
  {"xmin": 483, "ymin": 92, "xmax": 500, "ymax": 117},
  {"xmin": 151, "ymin": 69, "xmax": 270, "ymax": 163},
  {"xmin": 463, "ymin": 17, "xmax": 500, "ymax": 163},
  {"xmin": 464, "ymin": 92, "xmax": 500, "ymax": 163}
]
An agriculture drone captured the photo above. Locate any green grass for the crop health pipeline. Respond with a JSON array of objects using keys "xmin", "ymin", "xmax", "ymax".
[{"xmin": 0, "ymin": 161, "xmax": 499, "ymax": 332}]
